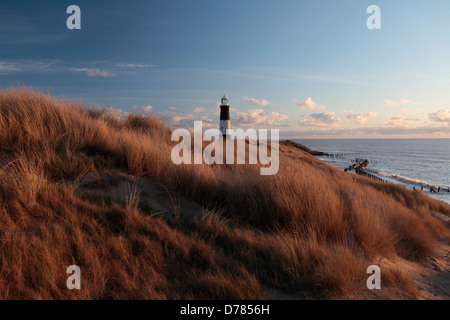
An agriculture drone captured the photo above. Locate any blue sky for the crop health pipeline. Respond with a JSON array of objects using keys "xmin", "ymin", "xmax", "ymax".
[{"xmin": 1, "ymin": 0, "xmax": 450, "ymax": 138}]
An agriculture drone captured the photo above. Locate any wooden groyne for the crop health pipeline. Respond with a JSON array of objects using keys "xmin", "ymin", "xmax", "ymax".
[
  {"xmin": 344, "ymin": 159, "xmax": 386, "ymax": 183},
  {"xmin": 345, "ymin": 159, "xmax": 450, "ymax": 192}
]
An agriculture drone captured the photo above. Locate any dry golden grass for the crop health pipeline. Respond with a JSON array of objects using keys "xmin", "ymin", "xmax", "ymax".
[{"xmin": 0, "ymin": 87, "xmax": 449, "ymax": 299}]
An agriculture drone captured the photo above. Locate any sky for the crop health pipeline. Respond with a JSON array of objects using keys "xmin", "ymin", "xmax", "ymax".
[{"xmin": 1, "ymin": 0, "xmax": 450, "ymax": 139}]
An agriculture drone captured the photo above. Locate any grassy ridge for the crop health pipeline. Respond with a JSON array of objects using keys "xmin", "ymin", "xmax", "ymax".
[{"xmin": 0, "ymin": 87, "xmax": 449, "ymax": 299}]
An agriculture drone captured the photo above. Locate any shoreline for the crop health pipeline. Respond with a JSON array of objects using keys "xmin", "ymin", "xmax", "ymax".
[
  {"xmin": 281, "ymin": 139, "xmax": 450, "ymax": 205},
  {"xmin": 318, "ymin": 155, "xmax": 450, "ymax": 205}
]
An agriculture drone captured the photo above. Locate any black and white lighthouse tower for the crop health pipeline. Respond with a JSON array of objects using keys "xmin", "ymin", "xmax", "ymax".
[{"xmin": 219, "ymin": 95, "xmax": 231, "ymax": 136}]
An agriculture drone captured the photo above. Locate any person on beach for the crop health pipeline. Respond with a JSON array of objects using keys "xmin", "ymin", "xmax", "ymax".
[
  {"xmin": 437, "ymin": 187, "xmax": 440, "ymax": 193},
  {"xmin": 421, "ymin": 186, "xmax": 423, "ymax": 191}
]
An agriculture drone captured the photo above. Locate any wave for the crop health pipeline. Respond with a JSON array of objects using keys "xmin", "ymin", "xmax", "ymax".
[{"xmin": 364, "ymin": 169, "xmax": 443, "ymax": 189}]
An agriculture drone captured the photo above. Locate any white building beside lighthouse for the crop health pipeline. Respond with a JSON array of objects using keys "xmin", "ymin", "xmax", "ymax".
[{"xmin": 219, "ymin": 95, "xmax": 231, "ymax": 136}]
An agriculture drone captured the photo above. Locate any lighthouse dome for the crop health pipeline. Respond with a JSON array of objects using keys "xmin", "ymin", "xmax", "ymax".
[{"xmin": 221, "ymin": 95, "xmax": 229, "ymax": 105}]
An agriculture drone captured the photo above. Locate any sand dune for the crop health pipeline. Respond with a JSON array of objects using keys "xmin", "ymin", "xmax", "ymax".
[{"xmin": 0, "ymin": 87, "xmax": 449, "ymax": 299}]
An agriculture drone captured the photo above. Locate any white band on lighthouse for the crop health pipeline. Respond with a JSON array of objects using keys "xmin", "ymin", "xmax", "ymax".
[{"xmin": 220, "ymin": 120, "xmax": 230, "ymax": 136}]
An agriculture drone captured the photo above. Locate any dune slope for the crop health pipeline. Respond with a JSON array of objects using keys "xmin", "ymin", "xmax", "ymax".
[{"xmin": 0, "ymin": 88, "xmax": 449, "ymax": 299}]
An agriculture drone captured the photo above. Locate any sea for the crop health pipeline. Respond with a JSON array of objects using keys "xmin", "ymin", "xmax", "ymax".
[{"xmin": 294, "ymin": 139, "xmax": 450, "ymax": 205}]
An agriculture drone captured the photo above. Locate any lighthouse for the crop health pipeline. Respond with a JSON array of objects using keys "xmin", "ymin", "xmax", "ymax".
[{"xmin": 219, "ymin": 95, "xmax": 231, "ymax": 136}]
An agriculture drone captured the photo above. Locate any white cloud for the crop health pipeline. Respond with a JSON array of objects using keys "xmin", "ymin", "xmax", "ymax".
[
  {"xmin": 116, "ymin": 63, "xmax": 155, "ymax": 68},
  {"xmin": 158, "ymin": 111, "xmax": 214, "ymax": 128},
  {"xmin": 384, "ymin": 115, "xmax": 416, "ymax": 128},
  {"xmin": 282, "ymin": 125, "xmax": 450, "ymax": 138},
  {"xmin": 346, "ymin": 112, "xmax": 377, "ymax": 124},
  {"xmin": 72, "ymin": 68, "xmax": 115, "ymax": 77},
  {"xmin": 193, "ymin": 107, "xmax": 207, "ymax": 113},
  {"xmin": 235, "ymin": 109, "xmax": 288, "ymax": 126},
  {"xmin": 243, "ymin": 97, "xmax": 271, "ymax": 107},
  {"xmin": 0, "ymin": 60, "xmax": 154, "ymax": 77},
  {"xmin": 296, "ymin": 97, "xmax": 327, "ymax": 110},
  {"xmin": 132, "ymin": 105, "xmax": 153, "ymax": 113},
  {"xmin": 299, "ymin": 112, "xmax": 341, "ymax": 127},
  {"xmin": 338, "ymin": 109, "xmax": 355, "ymax": 114},
  {"xmin": 0, "ymin": 60, "xmax": 59, "ymax": 73},
  {"xmin": 429, "ymin": 110, "xmax": 450, "ymax": 125},
  {"xmin": 384, "ymin": 99, "xmax": 412, "ymax": 106},
  {"xmin": 100, "ymin": 107, "xmax": 128, "ymax": 119}
]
